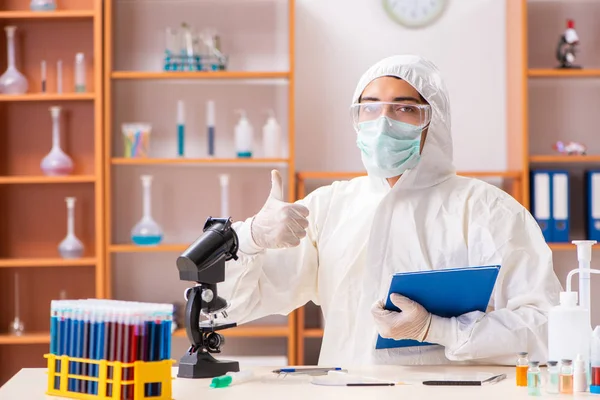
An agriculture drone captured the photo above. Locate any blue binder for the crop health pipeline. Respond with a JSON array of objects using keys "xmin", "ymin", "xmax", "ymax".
[
  {"xmin": 531, "ymin": 170, "xmax": 553, "ymax": 242},
  {"xmin": 586, "ymin": 170, "xmax": 600, "ymax": 241},
  {"xmin": 375, "ymin": 265, "xmax": 500, "ymax": 350},
  {"xmin": 551, "ymin": 170, "xmax": 570, "ymax": 243}
]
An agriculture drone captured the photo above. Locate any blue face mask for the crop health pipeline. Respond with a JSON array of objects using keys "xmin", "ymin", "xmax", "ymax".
[{"xmin": 356, "ymin": 116, "xmax": 423, "ymax": 179}]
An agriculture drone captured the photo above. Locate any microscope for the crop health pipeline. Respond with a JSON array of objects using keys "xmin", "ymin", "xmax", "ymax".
[
  {"xmin": 176, "ymin": 217, "xmax": 241, "ymax": 379},
  {"xmin": 556, "ymin": 19, "xmax": 581, "ymax": 69}
]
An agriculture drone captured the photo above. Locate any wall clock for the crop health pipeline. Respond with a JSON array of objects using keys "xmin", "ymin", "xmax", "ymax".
[{"xmin": 383, "ymin": 0, "xmax": 447, "ymax": 28}]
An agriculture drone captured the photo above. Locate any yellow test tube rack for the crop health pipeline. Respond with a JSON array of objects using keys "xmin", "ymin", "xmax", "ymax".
[{"xmin": 44, "ymin": 354, "xmax": 174, "ymax": 400}]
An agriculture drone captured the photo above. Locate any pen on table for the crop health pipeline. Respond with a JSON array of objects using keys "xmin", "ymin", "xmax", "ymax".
[
  {"xmin": 274, "ymin": 367, "xmax": 345, "ymax": 374},
  {"xmin": 423, "ymin": 373, "xmax": 507, "ymax": 386}
]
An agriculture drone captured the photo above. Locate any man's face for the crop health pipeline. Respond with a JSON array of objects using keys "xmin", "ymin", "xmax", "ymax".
[{"xmin": 360, "ymin": 77, "xmax": 429, "ymax": 153}]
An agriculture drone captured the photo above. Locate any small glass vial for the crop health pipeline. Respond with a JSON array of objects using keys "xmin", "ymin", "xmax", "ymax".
[
  {"xmin": 527, "ymin": 361, "xmax": 542, "ymax": 396},
  {"xmin": 560, "ymin": 359, "xmax": 574, "ymax": 394},
  {"xmin": 546, "ymin": 360, "xmax": 559, "ymax": 394},
  {"xmin": 74, "ymin": 52, "xmax": 86, "ymax": 92},
  {"xmin": 516, "ymin": 352, "xmax": 529, "ymax": 387}
]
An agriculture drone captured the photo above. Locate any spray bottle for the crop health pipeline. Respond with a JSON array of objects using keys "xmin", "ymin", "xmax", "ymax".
[
  {"xmin": 234, "ymin": 110, "xmax": 253, "ymax": 158},
  {"xmin": 548, "ymin": 240, "xmax": 598, "ymax": 387}
]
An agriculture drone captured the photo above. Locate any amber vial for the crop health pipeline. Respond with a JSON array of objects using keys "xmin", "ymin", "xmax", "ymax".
[
  {"xmin": 516, "ymin": 352, "xmax": 529, "ymax": 386},
  {"xmin": 560, "ymin": 359, "xmax": 574, "ymax": 394}
]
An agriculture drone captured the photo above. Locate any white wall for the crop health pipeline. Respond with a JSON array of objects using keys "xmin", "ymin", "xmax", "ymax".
[{"xmin": 295, "ymin": 0, "xmax": 507, "ymax": 173}]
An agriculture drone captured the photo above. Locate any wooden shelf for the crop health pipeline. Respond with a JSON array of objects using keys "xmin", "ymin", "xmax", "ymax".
[
  {"xmin": 111, "ymin": 158, "xmax": 290, "ymax": 166},
  {"xmin": 173, "ymin": 325, "xmax": 290, "ymax": 338},
  {"xmin": 111, "ymin": 71, "xmax": 290, "ymax": 80},
  {"xmin": 528, "ymin": 69, "xmax": 600, "ymax": 78},
  {"xmin": 530, "ymin": 155, "xmax": 600, "ymax": 163},
  {"xmin": 109, "ymin": 244, "xmax": 189, "ymax": 253},
  {"xmin": 0, "ymin": 10, "xmax": 95, "ymax": 19},
  {"xmin": 0, "ymin": 93, "xmax": 95, "ymax": 102},
  {"xmin": 549, "ymin": 243, "xmax": 600, "ymax": 251},
  {"xmin": 303, "ymin": 328, "xmax": 324, "ymax": 338},
  {"xmin": 0, "ymin": 175, "xmax": 96, "ymax": 184},
  {"xmin": 0, "ymin": 333, "xmax": 50, "ymax": 345},
  {"xmin": 0, "ymin": 257, "xmax": 96, "ymax": 268}
]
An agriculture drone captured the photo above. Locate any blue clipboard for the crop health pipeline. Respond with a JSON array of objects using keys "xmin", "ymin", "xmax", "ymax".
[{"xmin": 376, "ymin": 265, "xmax": 500, "ymax": 350}]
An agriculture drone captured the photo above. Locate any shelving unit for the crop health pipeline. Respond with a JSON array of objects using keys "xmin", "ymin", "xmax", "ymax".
[
  {"xmin": 0, "ymin": 0, "xmax": 104, "ymax": 385},
  {"xmin": 507, "ymin": 0, "xmax": 600, "ymax": 329},
  {"xmin": 103, "ymin": 0, "xmax": 297, "ymax": 365},
  {"xmin": 294, "ymin": 170, "xmax": 523, "ymax": 364}
]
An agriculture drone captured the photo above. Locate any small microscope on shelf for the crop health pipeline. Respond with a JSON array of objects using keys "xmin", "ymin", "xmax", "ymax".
[
  {"xmin": 176, "ymin": 217, "xmax": 240, "ymax": 379},
  {"xmin": 556, "ymin": 19, "xmax": 581, "ymax": 69}
]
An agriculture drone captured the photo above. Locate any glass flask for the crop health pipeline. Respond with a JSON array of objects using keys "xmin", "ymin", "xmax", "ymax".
[
  {"xmin": 131, "ymin": 175, "xmax": 163, "ymax": 246},
  {"xmin": 0, "ymin": 26, "xmax": 29, "ymax": 95},
  {"xmin": 40, "ymin": 106, "xmax": 74, "ymax": 176},
  {"xmin": 30, "ymin": 0, "xmax": 57, "ymax": 11},
  {"xmin": 9, "ymin": 272, "xmax": 25, "ymax": 336},
  {"xmin": 527, "ymin": 361, "xmax": 542, "ymax": 396},
  {"xmin": 560, "ymin": 359, "xmax": 574, "ymax": 394},
  {"xmin": 58, "ymin": 197, "xmax": 84, "ymax": 258},
  {"xmin": 516, "ymin": 351, "xmax": 529, "ymax": 386}
]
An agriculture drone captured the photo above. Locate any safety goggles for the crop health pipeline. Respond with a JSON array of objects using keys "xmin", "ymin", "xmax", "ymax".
[{"xmin": 350, "ymin": 101, "xmax": 432, "ymax": 131}]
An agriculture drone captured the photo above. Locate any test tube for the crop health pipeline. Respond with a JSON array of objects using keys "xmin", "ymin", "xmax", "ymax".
[
  {"xmin": 207, "ymin": 100, "xmax": 215, "ymax": 157},
  {"xmin": 56, "ymin": 60, "xmax": 63, "ymax": 94},
  {"xmin": 591, "ymin": 326, "xmax": 600, "ymax": 394},
  {"xmin": 219, "ymin": 174, "xmax": 230, "ymax": 218},
  {"xmin": 41, "ymin": 60, "xmax": 47, "ymax": 93}
]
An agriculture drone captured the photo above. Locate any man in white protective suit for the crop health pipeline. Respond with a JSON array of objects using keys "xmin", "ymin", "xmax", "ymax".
[{"xmin": 219, "ymin": 54, "xmax": 563, "ymax": 366}]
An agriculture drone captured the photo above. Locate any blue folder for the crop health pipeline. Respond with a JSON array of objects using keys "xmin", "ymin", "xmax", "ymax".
[
  {"xmin": 375, "ymin": 265, "xmax": 501, "ymax": 350},
  {"xmin": 587, "ymin": 170, "xmax": 600, "ymax": 241},
  {"xmin": 531, "ymin": 170, "xmax": 553, "ymax": 242}
]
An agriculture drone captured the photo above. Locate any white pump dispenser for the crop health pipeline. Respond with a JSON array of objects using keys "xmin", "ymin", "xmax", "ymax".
[
  {"xmin": 548, "ymin": 240, "xmax": 599, "ymax": 372},
  {"xmin": 262, "ymin": 109, "xmax": 281, "ymax": 158},
  {"xmin": 234, "ymin": 109, "xmax": 253, "ymax": 158}
]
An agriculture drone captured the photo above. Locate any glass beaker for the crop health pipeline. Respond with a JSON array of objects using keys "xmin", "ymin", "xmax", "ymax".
[
  {"xmin": 9, "ymin": 272, "xmax": 25, "ymax": 336},
  {"xmin": 122, "ymin": 123, "xmax": 151, "ymax": 158},
  {"xmin": 58, "ymin": 197, "xmax": 84, "ymax": 258},
  {"xmin": 30, "ymin": 0, "xmax": 56, "ymax": 11},
  {"xmin": 40, "ymin": 106, "xmax": 74, "ymax": 176},
  {"xmin": 0, "ymin": 26, "xmax": 29, "ymax": 95},
  {"xmin": 131, "ymin": 175, "xmax": 163, "ymax": 246}
]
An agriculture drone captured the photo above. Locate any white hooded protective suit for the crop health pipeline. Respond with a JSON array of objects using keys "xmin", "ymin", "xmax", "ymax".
[{"xmin": 220, "ymin": 55, "xmax": 562, "ymax": 366}]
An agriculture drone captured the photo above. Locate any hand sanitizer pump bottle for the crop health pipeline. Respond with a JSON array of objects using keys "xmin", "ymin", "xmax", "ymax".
[{"xmin": 548, "ymin": 240, "xmax": 598, "ymax": 377}]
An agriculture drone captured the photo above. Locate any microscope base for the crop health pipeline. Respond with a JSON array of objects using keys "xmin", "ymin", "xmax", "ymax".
[{"xmin": 177, "ymin": 351, "xmax": 240, "ymax": 379}]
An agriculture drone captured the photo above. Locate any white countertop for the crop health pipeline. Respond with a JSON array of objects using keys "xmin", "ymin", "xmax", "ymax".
[{"xmin": 1, "ymin": 365, "xmax": 598, "ymax": 399}]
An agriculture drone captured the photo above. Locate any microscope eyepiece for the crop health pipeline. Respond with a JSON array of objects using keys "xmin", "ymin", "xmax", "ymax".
[{"xmin": 176, "ymin": 217, "xmax": 239, "ymax": 283}]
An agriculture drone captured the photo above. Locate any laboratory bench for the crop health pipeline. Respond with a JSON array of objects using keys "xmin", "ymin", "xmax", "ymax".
[{"xmin": 0, "ymin": 365, "xmax": 593, "ymax": 399}]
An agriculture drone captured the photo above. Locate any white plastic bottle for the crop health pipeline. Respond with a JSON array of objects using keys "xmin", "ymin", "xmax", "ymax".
[
  {"xmin": 548, "ymin": 291, "xmax": 591, "ymax": 369},
  {"xmin": 234, "ymin": 110, "xmax": 253, "ymax": 158},
  {"xmin": 574, "ymin": 353, "xmax": 588, "ymax": 392},
  {"xmin": 262, "ymin": 109, "xmax": 281, "ymax": 158}
]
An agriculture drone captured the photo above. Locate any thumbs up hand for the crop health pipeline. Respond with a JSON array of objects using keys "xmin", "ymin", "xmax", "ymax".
[{"xmin": 250, "ymin": 170, "xmax": 310, "ymax": 249}]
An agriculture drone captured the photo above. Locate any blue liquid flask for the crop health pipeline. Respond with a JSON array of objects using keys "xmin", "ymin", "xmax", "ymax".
[{"xmin": 131, "ymin": 175, "xmax": 163, "ymax": 246}]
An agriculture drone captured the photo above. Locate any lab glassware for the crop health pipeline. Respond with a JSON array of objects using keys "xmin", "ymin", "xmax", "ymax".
[
  {"xmin": 58, "ymin": 197, "xmax": 84, "ymax": 259},
  {"xmin": 131, "ymin": 175, "xmax": 163, "ymax": 246},
  {"xmin": 9, "ymin": 272, "xmax": 25, "ymax": 336},
  {"xmin": 74, "ymin": 53, "xmax": 86, "ymax": 92},
  {"xmin": 122, "ymin": 123, "xmax": 151, "ymax": 158},
  {"xmin": 516, "ymin": 352, "xmax": 529, "ymax": 386},
  {"xmin": 40, "ymin": 106, "xmax": 74, "ymax": 176},
  {"xmin": 560, "ymin": 359, "xmax": 574, "ymax": 394},
  {"xmin": 219, "ymin": 174, "xmax": 229, "ymax": 217},
  {"xmin": 0, "ymin": 26, "xmax": 29, "ymax": 95},
  {"xmin": 592, "ymin": 326, "xmax": 600, "ymax": 394},
  {"xmin": 546, "ymin": 361, "xmax": 559, "ymax": 394},
  {"xmin": 30, "ymin": 0, "xmax": 57, "ymax": 11},
  {"xmin": 527, "ymin": 361, "xmax": 542, "ymax": 396}
]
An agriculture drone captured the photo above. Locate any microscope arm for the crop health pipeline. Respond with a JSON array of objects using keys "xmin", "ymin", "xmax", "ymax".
[{"xmin": 184, "ymin": 286, "xmax": 203, "ymax": 348}]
